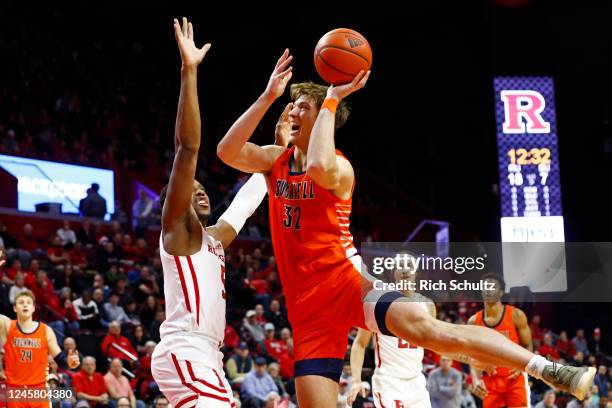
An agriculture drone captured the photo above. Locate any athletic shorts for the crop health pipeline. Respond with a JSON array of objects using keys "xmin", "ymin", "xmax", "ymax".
[
  {"xmin": 483, "ymin": 372, "xmax": 530, "ymax": 408},
  {"xmin": 288, "ymin": 260, "xmax": 403, "ymax": 381},
  {"xmin": 371, "ymin": 373, "xmax": 431, "ymax": 408},
  {"xmin": 152, "ymin": 340, "xmax": 235, "ymax": 408}
]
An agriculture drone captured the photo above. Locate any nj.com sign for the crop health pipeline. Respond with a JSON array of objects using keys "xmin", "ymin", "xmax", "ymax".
[{"xmin": 0, "ymin": 154, "xmax": 114, "ymax": 218}]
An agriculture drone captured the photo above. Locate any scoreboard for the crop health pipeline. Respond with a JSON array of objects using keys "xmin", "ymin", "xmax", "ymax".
[{"xmin": 493, "ymin": 77, "xmax": 565, "ymax": 242}]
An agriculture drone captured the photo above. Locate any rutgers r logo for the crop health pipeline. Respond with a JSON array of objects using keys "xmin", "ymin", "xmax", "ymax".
[{"xmin": 501, "ymin": 90, "xmax": 551, "ymax": 134}]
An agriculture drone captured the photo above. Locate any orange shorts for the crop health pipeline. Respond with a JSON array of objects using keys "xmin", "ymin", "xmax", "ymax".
[
  {"xmin": 287, "ymin": 264, "xmax": 403, "ymax": 381},
  {"xmin": 483, "ymin": 372, "xmax": 530, "ymax": 408}
]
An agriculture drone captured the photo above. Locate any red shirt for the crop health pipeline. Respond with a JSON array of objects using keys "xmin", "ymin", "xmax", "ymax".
[
  {"xmin": 539, "ymin": 343, "xmax": 560, "ymax": 360},
  {"xmin": 265, "ymin": 338, "xmax": 289, "ymax": 361},
  {"xmin": 101, "ymin": 334, "xmax": 137, "ymax": 360},
  {"xmin": 73, "ymin": 371, "xmax": 107, "ymax": 405},
  {"xmin": 555, "ymin": 338, "xmax": 575, "ymax": 357},
  {"xmin": 69, "ymin": 249, "xmax": 88, "ymax": 267}
]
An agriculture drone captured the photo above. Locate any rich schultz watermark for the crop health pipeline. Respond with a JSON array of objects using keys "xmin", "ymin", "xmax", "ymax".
[{"xmin": 360, "ymin": 242, "xmax": 612, "ymax": 302}]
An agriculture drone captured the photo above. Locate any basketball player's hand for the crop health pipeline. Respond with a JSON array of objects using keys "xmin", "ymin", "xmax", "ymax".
[
  {"xmin": 347, "ymin": 382, "xmax": 367, "ymax": 406},
  {"xmin": 67, "ymin": 349, "xmax": 80, "ymax": 369},
  {"xmin": 275, "ymin": 102, "xmax": 292, "ymax": 147},
  {"xmin": 471, "ymin": 378, "xmax": 488, "ymax": 399},
  {"xmin": 263, "ymin": 49, "xmax": 293, "ymax": 102},
  {"xmin": 173, "ymin": 17, "xmax": 211, "ymax": 68},
  {"xmin": 327, "ymin": 70, "xmax": 370, "ymax": 102}
]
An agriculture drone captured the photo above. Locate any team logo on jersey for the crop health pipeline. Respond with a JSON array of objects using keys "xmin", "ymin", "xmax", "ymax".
[
  {"xmin": 274, "ymin": 179, "xmax": 315, "ymax": 200},
  {"xmin": 13, "ymin": 337, "xmax": 42, "ymax": 348},
  {"xmin": 207, "ymin": 243, "xmax": 225, "ymax": 262}
]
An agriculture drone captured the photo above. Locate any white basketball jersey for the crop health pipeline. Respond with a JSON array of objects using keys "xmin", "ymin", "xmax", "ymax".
[
  {"xmin": 374, "ymin": 302, "xmax": 428, "ymax": 379},
  {"xmin": 159, "ymin": 227, "xmax": 226, "ymax": 349}
]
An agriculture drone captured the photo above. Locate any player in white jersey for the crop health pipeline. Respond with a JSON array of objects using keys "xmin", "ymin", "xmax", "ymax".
[
  {"xmin": 349, "ymin": 255, "xmax": 436, "ymax": 408},
  {"xmin": 151, "ymin": 18, "xmax": 271, "ymax": 408}
]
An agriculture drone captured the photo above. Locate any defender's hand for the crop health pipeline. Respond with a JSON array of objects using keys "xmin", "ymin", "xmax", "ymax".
[
  {"xmin": 470, "ymin": 377, "xmax": 488, "ymax": 399},
  {"xmin": 326, "ymin": 70, "xmax": 370, "ymax": 102},
  {"xmin": 347, "ymin": 381, "xmax": 366, "ymax": 406},
  {"xmin": 275, "ymin": 102, "xmax": 293, "ymax": 147},
  {"xmin": 263, "ymin": 49, "xmax": 293, "ymax": 102},
  {"xmin": 174, "ymin": 17, "xmax": 211, "ymax": 68}
]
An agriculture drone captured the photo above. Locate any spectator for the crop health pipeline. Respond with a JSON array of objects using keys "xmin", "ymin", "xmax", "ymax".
[
  {"xmin": 80, "ymin": 183, "xmax": 107, "ymax": 219},
  {"xmin": 573, "ymin": 329, "xmax": 590, "ymax": 356},
  {"xmin": 124, "ymin": 299, "xmax": 142, "ymax": 326},
  {"xmin": 96, "ymin": 242, "xmax": 119, "ymax": 274},
  {"xmin": 241, "ymin": 357, "xmax": 278, "ymax": 408},
  {"xmin": 265, "ymin": 299, "xmax": 289, "ymax": 330},
  {"xmin": 18, "ymin": 223, "xmax": 40, "ymax": 253},
  {"xmin": 139, "ymin": 295, "xmax": 158, "ymax": 329},
  {"xmin": 104, "ymin": 358, "xmax": 145, "ymax": 408},
  {"xmin": 241, "ymin": 310, "xmax": 265, "ymax": 346},
  {"xmin": 535, "ymin": 390, "xmax": 558, "ymax": 408},
  {"xmin": 530, "ymin": 314, "xmax": 544, "ymax": 348},
  {"xmin": 267, "ymin": 362, "xmax": 289, "ymax": 399},
  {"xmin": 134, "ymin": 341, "xmax": 156, "ymax": 401},
  {"xmin": 103, "ymin": 292, "xmax": 129, "ymax": 325},
  {"xmin": 152, "ymin": 395, "xmax": 169, "ymax": 408},
  {"xmin": 72, "ymin": 356, "xmax": 110, "ymax": 407},
  {"xmin": 261, "ymin": 323, "xmax": 293, "ymax": 379},
  {"xmin": 101, "ymin": 321, "xmax": 138, "ymax": 362},
  {"xmin": 226, "ymin": 342, "xmax": 254, "ymax": 384},
  {"xmin": 133, "ymin": 266, "xmax": 159, "ymax": 302},
  {"xmin": 57, "ymin": 220, "xmax": 77, "ymax": 247},
  {"xmin": 127, "ymin": 324, "xmax": 148, "ymax": 355},
  {"xmin": 595, "ymin": 365, "xmax": 610, "ymax": 397},
  {"xmin": 8, "ymin": 272, "xmax": 28, "ymax": 304},
  {"xmin": 69, "ymin": 241, "xmax": 89, "ymax": 270},
  {"xmin": 254, "ymin": 304, "xmax": 267, "ymax": 325},
  {"xmin": 116, "ymin": 397, "xmax": 131, "ymax": 408},
  {"xmin": 556, "ymin": 330, "xmax": 576, "ymax": 359},
  {"xmin": 591, "ymin": 327, "xmax": 604, "ymax": 357},
  {"xmin": 93, "ymin": 288, "xmax": 109, "ymax": 327},
  {"xmin": 132, "ymin": 189, "xmax": 154, "ymax": 237},
  {"xmin": 224, "ymin": 324, "xmax": 240, "ymax": 350},
  {"xmin": 76, "ymin": 220, "xmax": 95, "ymax": 246},
  {"xmin": 47, "ymin": 236, "xmax": 70, "ymax": 266},
  {"xmin": 539, "ymin": 332, "xmax": 561, "ymax": 361},
  {"xmin": 63, "ymin": 337, "xmax": 83, "ymax": 372},
  {"xmin": 427, "ymin": 356, "xmax": 462, "ymax": 408},
  {"xmin": 572, "ymin": 351, "xmax": 586, "ymax": 366},
  {"xmin": 149, "ymin": 310, "xmax": 165, "ymax": 343},
  {"xmin": 566, "ymin": 397, "xmax": 585, "ymax": 408},
  {"xmin": 585, "ymin": 385, "xmax": 600, "ymax": 407}
]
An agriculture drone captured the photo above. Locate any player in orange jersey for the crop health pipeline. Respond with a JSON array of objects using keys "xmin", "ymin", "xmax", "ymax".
[
  {"xmin": 469, "ymin": 273, "xmax": 533, "ymax": 408},
  {"xmin": 216, "ymin": 51, "xmax": 594, "ymax": 407},
  {"xmin": 0, "ymin": 252, "xmax": 79, "ymax": 408}
]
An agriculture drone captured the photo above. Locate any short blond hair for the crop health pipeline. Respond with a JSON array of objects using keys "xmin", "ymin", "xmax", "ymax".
[
  {"xmin": 290, "ymin": 82, "xmax": 350, "ymax": 129},
  {"xmin": 15, "ymin": 290, "xmax": 36, "ymax": 303}
]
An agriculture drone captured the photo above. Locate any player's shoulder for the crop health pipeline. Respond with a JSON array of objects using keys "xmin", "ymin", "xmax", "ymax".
[
  {"xmin": 263, "ymin": 145, "xmax": 289, "ymax": 165},
  {"xmin": 510, "ymin": 305, "xmax": 527, "ymax": 322}
]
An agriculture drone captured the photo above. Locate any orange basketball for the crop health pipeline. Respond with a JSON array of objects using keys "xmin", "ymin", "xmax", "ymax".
[{"xmin": 314, "ymin": 28, "xmax": 372, "ymax": 85}]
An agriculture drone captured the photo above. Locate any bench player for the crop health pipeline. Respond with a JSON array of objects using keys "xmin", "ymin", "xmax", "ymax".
[
  {"xmin": 216, "ymin": 50, "xmax": 595, "ymax": 407},
  {"xmin": 0, "ymin": 255, "xmax": 80, "ymax": 408},
  {"xmin": 150, "ymin": 18, "xmax": 271, "ymax": 408},
  {"xmin": 469, "ymin": 274, "xmax": 533, "ymax": 408}
]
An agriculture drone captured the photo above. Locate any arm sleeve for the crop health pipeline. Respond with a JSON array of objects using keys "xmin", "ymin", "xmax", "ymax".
[{"xmin": 218, "ymin": 174, "xmax": 268, "ymax": 235}]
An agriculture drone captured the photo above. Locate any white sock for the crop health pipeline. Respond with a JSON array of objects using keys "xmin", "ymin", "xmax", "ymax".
[{"xmin": 526, "ymin": 355, "xmax": 559, "ymax": 379}]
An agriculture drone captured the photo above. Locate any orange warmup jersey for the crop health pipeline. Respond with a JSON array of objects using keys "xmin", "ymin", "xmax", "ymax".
[
  {"xmin": 4, "ymin": 320, "xmax": 49, "ymax": 386},
  {"xmin": 267, "ymin": 146, "xmax": 364, "ymax": 328},
  {"xmin": 474, "ymin": 305, "xmax": 520, "ymax": 377}
]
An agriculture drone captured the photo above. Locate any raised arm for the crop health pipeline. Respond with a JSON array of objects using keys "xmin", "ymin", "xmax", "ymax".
[
  {"xmin": 347, "ymin": 328, "xmax": 373, "ymax": 406},
  {"xmin": 216, "ymin": 50, "xmax": 292, "ymax": 173},
  {"xmin": 162, "ymin": 18, "xmax": 211, "ymax": 233},
  {"xmin": 306, "ymin": 70, "xmax": 369, "ymax": 197},
  {"xmin": 208, "ymin": 125, "xmax": 289, "ymax": 247}
]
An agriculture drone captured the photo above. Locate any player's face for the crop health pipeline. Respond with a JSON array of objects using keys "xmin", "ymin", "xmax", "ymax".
[
  {"xmin": 288, "ymin": 96, "xmax": 319, "ymax": 149},
  {"xmin": 481, "ymin": 278, "xmax": 503, "ymax": 302},
  {"xmin": 191, "ymin": 181, "xmax": 211, "ymax": 224},
  {"xmin": 393, "ymin": 257, "xmax": 417, "ymax": 286},
  {"xmin": 13, "ymin": 296, "xmax": 34, "ymax": 319}
]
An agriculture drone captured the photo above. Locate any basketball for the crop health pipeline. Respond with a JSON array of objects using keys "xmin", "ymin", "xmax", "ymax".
[{"xmin": 314, "ymin": 28, "xmax": 372, "ymax": 85}]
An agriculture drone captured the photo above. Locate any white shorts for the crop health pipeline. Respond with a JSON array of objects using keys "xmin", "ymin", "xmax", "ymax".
[
  {"xmin": 152, "ymin": 339, "xmax": 235, "ymax": 408},
  {"xmin": 371, "ymin": 373, "xmax": 431, "ymax": 408}
]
